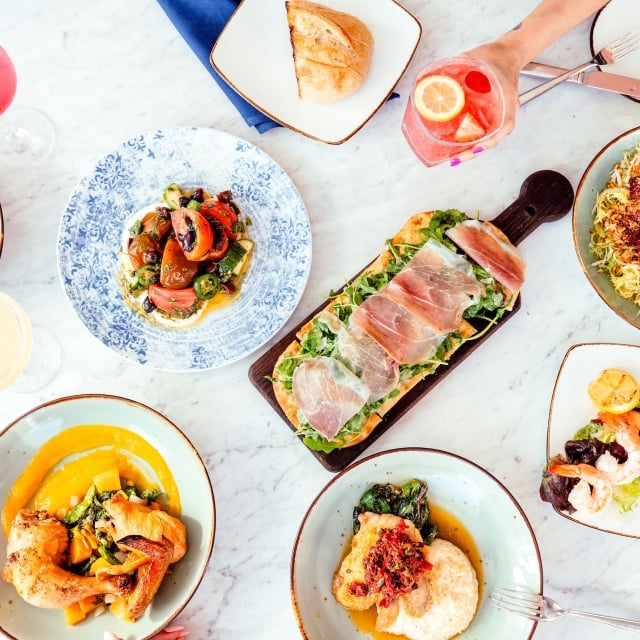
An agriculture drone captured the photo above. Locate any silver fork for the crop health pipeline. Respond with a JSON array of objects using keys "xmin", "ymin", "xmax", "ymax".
[
  {"xmin": 490, "ymin": 588, "xmax": 640, "ymax": 633},
  {"xmin": 519, "ymin": 28, "xmax": 640, "ymax": 104}
]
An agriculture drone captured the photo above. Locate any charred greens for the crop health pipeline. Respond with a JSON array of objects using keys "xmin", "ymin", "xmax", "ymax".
[{"xmin": 353, "ymin": 479, "xmax": 438, "ymax": 544}]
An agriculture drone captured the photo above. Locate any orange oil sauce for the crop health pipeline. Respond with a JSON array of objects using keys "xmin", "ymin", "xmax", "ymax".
[
  {"xmin": 2, "ymin": 424, "xmax": 181, "ymax": 535},
  {"xmin": 345, "ymin": 503, "xmax": 483, "ymax": 640}
]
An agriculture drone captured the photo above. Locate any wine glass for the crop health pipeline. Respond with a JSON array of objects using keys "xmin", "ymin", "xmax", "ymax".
[
  {"xmin": 0, "ymin": 291, "xmax": 61, "ymax": 393},
  {"xmin": 0, "ymin": 45, "xmax": 55, "ymax": 167}
]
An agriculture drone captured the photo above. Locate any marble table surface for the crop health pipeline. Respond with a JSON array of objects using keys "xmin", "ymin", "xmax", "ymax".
[{"xmin": 2, "ymin": 0, "xmax": 640, "ymax": 639}]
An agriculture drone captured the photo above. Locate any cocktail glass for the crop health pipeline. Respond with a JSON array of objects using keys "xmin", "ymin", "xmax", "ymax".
[
  {"xmin": 0, "ymin": 291, "xmax": 61, "ymax": 393},
  {"xmin": 402, "ymin": 56, "xmax": 505, "ymax": 167},
  {"xmin": 0, "ymin": 45, "xmax": 55, "ymax": 167}
]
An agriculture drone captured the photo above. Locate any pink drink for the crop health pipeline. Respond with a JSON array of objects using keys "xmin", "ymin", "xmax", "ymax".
[
  {"xmin": 402, "ymin": 57, "xmax": 504, "ymax": 167},
  {"xmin": 0, "ymin": 47, "xmax": 17, "ymax": 116}
]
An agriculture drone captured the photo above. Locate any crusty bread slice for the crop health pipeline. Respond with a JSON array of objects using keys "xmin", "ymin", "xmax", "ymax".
[{"xmin": 286, "ymin": 0, "xmax": 373, "ymax": 103}]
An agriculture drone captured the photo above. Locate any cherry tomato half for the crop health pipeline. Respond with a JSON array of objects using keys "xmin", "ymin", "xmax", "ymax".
[
  {"xmin": 141, "ymin": 207, "xmax": 172, "ymax": 240},
  {"xmin": 147, "ymin": 283, "xmax": 199, "ymax": 319},
  {"xmin": 200, "ymin": 218, "xmax": 230, "ymax": 261},
  {"xmin": 200, "ymin": 199, "xmax": 238, "ymax": 239},
  {"xmin": 170, "ymin": 207, "xmax": 214, "ymax": 261},
  {"xmin": 128, "ymin": 233, "xmax": 161, "ymax": 271},
  {"xmin": 160, "ymin": 235, "xmax": 199, "ymax": 289}
]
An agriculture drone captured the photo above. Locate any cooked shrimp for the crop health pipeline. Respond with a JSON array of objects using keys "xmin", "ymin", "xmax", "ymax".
[
  {"xmin": 596, "ymin": 411, "xmax": 640, "ymax": 485},
  {"xmin": 1, "ymin": 509, "xmax": 132, "ymax": 609},
  {"xmin": 548, "ymin": 463, "xmax": 613, "ymax": 514}
]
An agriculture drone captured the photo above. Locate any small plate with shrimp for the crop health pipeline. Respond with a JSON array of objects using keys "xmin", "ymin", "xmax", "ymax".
[{"xmin": 541, "ymin": 342, "xmax": 640, "ymax": 538}]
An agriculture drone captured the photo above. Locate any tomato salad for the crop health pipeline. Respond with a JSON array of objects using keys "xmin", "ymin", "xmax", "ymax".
[{"xmin": 121, "ymin": 183, "xmax": 253, "ymax": 325}]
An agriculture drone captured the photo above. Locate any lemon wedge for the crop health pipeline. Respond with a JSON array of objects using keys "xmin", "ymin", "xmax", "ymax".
[{"xmin": 587, "ymin": 368, "xmax": 640, "ymax": 414}]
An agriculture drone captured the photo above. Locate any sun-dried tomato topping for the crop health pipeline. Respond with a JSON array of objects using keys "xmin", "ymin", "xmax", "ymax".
[{"xmin": 347, "ymin": 520, "xmax": 432, "ymax": 608}]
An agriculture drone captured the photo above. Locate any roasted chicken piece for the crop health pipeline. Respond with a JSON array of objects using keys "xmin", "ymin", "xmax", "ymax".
[
  {"xmin": 116, "ymin": 535, "xmax": 174, "ymax": 621},
  {"xmin": 100, "ymin": 494, "xmax": 187, "ymax": 562},
  {"xmin": 96, "ymin": 495, "xmax": 188, "ymax": 621},
  {"xmin": 2, "ymin": 509, "xmax": 132, "ymax": 609}
]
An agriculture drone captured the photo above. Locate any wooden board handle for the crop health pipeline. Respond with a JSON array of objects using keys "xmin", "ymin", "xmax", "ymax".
[{"xmin": 492, "ymin": 170, "xmax": 574, "ymax": 243}]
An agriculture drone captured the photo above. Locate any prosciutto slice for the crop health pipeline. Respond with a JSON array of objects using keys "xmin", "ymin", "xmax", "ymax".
[
  {"xmin": 350, "ymin": 293, "xmax": 443, "ymax": 365},
  {"xmin": 316, "ymin": 312, "xmax": 400, "ymax": 402},
  {"xmin": 445, "ymin": 220, "xmax": 525, "ymax": 292},
  {"xmin": 292, "ymin": 355, "xmax": 369, "ymax": 440},
  {"xmin": 384, "ymin": 239, "xmax": 482, "ymax": 333}
]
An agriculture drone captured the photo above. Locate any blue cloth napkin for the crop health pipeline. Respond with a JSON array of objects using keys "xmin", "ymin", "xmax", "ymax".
[{"xmin": 156, "ymin": 0, "xmax": 280, "ymax": 133}]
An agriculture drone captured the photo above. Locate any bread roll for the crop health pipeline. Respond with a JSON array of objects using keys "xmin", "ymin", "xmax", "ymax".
[{"xmin": 286, "ymin": 0, "xmax": 374, "ymax": 103}]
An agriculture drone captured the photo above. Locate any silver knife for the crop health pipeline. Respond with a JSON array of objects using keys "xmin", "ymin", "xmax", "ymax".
[{"xmin": 521, "ymin": 61, "xmax": 640, "ymax": 98}]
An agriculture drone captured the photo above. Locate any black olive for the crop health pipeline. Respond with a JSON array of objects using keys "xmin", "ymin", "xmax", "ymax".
[
  {"xmin": 144, "ymin": 250, "xmax": 161, "ymax": 265},
  {"xmin": 142, "ymin": 296, "xmax": 156, "ymax": 313},
  {"xmin": 178, "ymin": 196, "xmax": 190, "ymax": 208},
  {"xmin": 220, "ymin": 282, "xmax": 236, "ymax": 295},
  {"xmin": 191, "ymin": 188, "xmax": 204, "ymax": 203},
  {"xmin": 178, "ymin": 230, "xmax": 195, "ymax": 253},
  {"xmin": 157, "ymin": 206, "xmax": 171, "ymax": 219},
  {"xmin": 205, "ymin": 262, "xmax": 219, "ymax": 274},
  {"xmin": 217, "ymin": 189, "xmax": 232, "ymax": 203}
]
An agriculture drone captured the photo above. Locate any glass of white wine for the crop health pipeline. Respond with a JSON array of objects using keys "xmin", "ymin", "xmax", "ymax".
[{"xmin": 0, "ymin": 291, "xmax": 61, "ymax": 393}]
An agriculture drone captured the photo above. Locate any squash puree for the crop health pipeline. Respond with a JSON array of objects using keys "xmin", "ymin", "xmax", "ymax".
[{"xmin": 2, "ymin": 424, "xmax": 181, "ymax": 535}]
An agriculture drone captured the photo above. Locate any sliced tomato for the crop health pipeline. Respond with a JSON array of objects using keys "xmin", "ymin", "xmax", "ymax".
[
  {"xmin": 200, "ymin": 219, "xmax": 230, "ymax": 261},
  {"xmin": 200, "ymin": 199, "xmax": 238, "ymax": 239},
  {"xmin": 160, "ymin": 235, "xmax": 199, "ymax": 289},
  {"xmin": 128, "ymin": 233, "xmax": 161, "ymax": 271},
  {"xmin": 147, "ymin": 283, "xmax": 199, "ymax": 318},
  {"xmin": 141, "ymin": 207, "xmax": 172, "ymax": 240},
  {"xmin": 170, "ymin": 207, "xmax": 214, "ymax": 261}
]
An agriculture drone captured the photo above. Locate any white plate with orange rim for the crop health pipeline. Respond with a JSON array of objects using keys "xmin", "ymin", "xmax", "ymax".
[
  {"xmin": 291, "ymin": 447, "xmax": 542, "ymax": 640},
  {"xmin": 591, "ymin": 0, "xmax": 640, "ymax": 102},
  {"xmin": 545, "ymin": 342, "xmax": 640, "ymax": 538},
  {"xmin": 211, "ymin": 0, "xmax": 421, "ymax": 144},
  {"xmin": 0, "ymin": 394, "xmax": 216, "ymax": 640}
]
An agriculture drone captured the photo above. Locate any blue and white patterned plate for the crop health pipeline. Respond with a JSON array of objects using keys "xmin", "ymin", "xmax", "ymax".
[{"xmin": 58, "ymin": 127, "xmax": 312, "ymax": 371}]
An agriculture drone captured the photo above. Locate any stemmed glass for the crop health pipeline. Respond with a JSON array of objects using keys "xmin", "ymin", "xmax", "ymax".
[
  {"xmin": 0, "ymin": 45, "xmax": 55, "ymax": 167},
  {"xmin": 0, "ymin": 291, "xmax": 61, "ymax": 393}
]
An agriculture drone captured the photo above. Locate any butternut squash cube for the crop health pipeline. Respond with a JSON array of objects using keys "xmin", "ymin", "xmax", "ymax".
[
  {"xmin": 93, "ymin": 468, "xmax": 121, "ymax": 493},
  {"xmin": 63, "ymin": 602, "xmax": 87, "ymax": 626}
]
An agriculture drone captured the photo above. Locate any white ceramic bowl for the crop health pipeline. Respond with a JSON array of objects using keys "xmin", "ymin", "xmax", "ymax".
[
  {"xmin": 0, "ymin": 394, "xmax": 216, "ymax": 640},
  {"xmin": 291, "ymin": 447, "xmax": 542, "ymax": 640},
  {"xmin": 573, "ymin": 126, "xmax": 640, "ymax": 328}
]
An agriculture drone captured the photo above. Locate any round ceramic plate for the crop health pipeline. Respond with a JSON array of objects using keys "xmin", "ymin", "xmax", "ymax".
[
  {"xmin": 546, "ymin": 342, "xmax": 640, "ymax": 538},
  {"xmin": 573, "ymin": 126, "xmax": 640, "ymax": 328},
  {"xmin": 57, "ymin": 127, "xmax": 312, "ymax": 371},
  {"xmin": 0, "ymin": 394, "xmax": 216, "ymax": 640},
  {"xmin": 591, "ymin": 0, "xmax": 640, "ymax": 103},
  {"xmin": 291, "ymin": 448, "xmax": 542, "ymax": 640}
]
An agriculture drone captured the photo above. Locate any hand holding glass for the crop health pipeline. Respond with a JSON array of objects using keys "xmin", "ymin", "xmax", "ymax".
[{"xmin": 402, "ymin": 57, "xmax": 505, "ymax": 167}]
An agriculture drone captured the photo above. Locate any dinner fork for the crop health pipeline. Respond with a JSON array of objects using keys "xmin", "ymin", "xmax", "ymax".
[
  {"xmin": 519, "ymin": 28, "xmax": 640, "ymax": 105},
  {"xmin": 490, "ymin": 588, "xmax": 640, "ymax": 633}
]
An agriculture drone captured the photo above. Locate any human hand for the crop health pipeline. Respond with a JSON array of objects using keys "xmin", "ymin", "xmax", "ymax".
[
  {"xmin": 104, "ymin": 625, "xmax": 189, "ymax": 640},
  {"xmin": 449, "ymin": 40, "xmax": 522, "ymax": 165}
]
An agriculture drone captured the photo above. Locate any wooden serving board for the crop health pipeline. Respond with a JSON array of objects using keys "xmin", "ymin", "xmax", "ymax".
[{"xmin": 248, "ymin": 170, "xmax": 574, "ymax": 472}]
